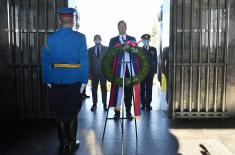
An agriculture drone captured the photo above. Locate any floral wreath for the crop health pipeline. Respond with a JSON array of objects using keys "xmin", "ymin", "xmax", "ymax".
[{"xmin": 102, "ymin": 41, "xmax": 150, "ymax": 86}]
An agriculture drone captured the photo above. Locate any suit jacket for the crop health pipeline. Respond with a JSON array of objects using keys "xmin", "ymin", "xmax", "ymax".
[
  {"xmin": 108, "ymin": 35, "xmax": 137, "ymax": 78},
  {"xmin": 88, "ymin": 44, "xmax": 108, "ymax": 77},
  {"xmin": 109, "ymin": 35, "xmax": 136, "ymax": 48}
]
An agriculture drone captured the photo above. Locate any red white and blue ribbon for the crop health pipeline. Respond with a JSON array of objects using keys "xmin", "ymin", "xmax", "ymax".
[{"xmin": 108, "ymin": 41, "xmax": 141, "ymax": 116}]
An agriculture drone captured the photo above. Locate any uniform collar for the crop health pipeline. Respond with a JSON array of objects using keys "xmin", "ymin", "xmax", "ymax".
[
  {"xmin": 143, "ymin": 46, "xmax": 150, "ymax": 50},
  {"xmin": 60, "ymin": 27, "xmax": 73, "ymax": 31}
]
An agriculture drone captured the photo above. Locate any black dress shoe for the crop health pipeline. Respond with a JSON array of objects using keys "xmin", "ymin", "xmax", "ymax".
[
  {"xmin": 59, "ymin": 144, "xmax": 68, "ymax": 153},
  {"xmin": 103, "ymin": 103, "xmax": 108, "ymax": 111},
  {"xmin": 126, "ymin": 112, "xmax": 134, "ymax": 120},
  {"xmin": 141, "ymin": 105, "xmax": 146, "ymax": 110},
  {"xmin": 113, "ymin": 112, "xmax": 120, "ymax": 120},
  {"xmin": 68, "ymin": 140, "xmax": 80, "ymax": 152},
  {"xmin": 81, "ymin": 95, "xmax": 85, "ymax": 100},
  {"xmin": 90, "ymin": 105, "xmax": 97, "ymax": 111},
  {"xmin": 146, "ymin": 105, "xmax": 152, "ymax": 110},
  {"xmin": 82, "ymin": 94, "xmax": 90, "ymax": 98}
]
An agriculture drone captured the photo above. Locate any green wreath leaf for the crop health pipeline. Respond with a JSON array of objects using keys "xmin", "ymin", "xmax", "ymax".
[{"xmin": 102, "ymin": 45, "xmax": 150, "ymax": 86}]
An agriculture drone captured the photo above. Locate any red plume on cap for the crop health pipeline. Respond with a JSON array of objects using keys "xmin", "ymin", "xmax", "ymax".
[
  {"xmin": 59, "ymin": 13, "xmax": 73, "ymax": 17},
  {"xmin": 57, "ymin": 8, "xmax": 75, "ymax": 18}
]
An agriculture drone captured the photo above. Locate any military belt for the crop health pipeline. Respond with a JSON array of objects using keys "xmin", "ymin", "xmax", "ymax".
[{"xmin": 52, "ymin": 64, "xmax": 81, "ymax": 68}]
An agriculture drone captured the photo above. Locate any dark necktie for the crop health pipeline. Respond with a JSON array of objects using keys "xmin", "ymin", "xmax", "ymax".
[
  {"xmin": 96, "ymin": 46, "xmax": 99, "ymax": 58},
  {"xmin": 122, "ymin": 36, "xmax": 125, "ymax": 44}
]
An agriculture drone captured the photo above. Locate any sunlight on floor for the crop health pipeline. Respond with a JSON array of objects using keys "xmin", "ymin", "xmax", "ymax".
[{"xmin": 84, "ymin": 74, "xmax": 167, "ymax": 111}]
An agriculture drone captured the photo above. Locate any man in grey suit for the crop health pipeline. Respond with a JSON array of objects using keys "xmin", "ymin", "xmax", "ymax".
[{"xmin": 89, "ymin": 35, "xmax": 108, "ymax": 111}]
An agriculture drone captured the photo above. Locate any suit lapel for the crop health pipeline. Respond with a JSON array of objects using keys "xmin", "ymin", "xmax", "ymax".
[
  {"xmin": 92, "ymin": 46, "xmax": 96, "ymax": 56},
  {"xmin": 115, "ymin": 36, "xmax": 121, "ymax": 45},
  {"xmin": 126, "ymin": 35, "xmax": 130, "ymax": 40},
  {"xmin": 92, "ymin": 45, "xmax": 104, "ymax": 58},
  {"xmin": 100, "ymin": 45, "xmax": 104, "ymax": 56}
]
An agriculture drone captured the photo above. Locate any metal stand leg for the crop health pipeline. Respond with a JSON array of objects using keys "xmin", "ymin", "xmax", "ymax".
[
  {"xmin": 129, "ymin": 52, "xmax": 138, "ymax": 141},
  {"xmin": 121, "ymin": 102, "xmax": 124, "ymax": 139},
  {"xmin": 102, "ymin": 52, "xmax": 138, "ymax": 142},
  {"xmin": 134, "ymin": 117, "xmax": 138, "ymax": 140},
  {"xmin": 102, "ymin": 106, "xmax": 109, "ymax": 142}
]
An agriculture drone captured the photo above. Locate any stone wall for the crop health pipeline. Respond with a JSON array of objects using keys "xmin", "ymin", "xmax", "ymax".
[{"xmin": 0, "ymin": 0, "xmax": 11, "ymax": 117}]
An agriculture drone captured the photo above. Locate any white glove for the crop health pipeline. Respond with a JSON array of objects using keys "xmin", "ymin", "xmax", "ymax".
[
  {"xmin": 80, "ymin": 83, "xmax": 87, "ymax": 94},
  {"xmin": 47, "ymin": 83, "xmax": 51, "ymax": 88}
]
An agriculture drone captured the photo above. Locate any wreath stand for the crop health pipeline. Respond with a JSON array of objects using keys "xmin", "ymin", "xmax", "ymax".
[{"xmin": 102, "ymin": 52, "xmax": 138, "ymax": 142}]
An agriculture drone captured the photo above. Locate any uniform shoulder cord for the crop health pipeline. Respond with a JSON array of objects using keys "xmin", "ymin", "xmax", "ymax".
[{"xmin": 44, "ymin": 32, "xmax": 49, "ymax": 51}]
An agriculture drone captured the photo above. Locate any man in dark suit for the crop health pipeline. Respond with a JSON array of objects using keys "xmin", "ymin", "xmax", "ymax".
[
  {"xmin": 140, "ymin": 34, "xmax": 157, "ymax": 110},
  {"xmin": 89, "ymin": 34, "xmax": 108, "ymax": 111},
  {"xmin": 108, "ymin": 20, "xmax": 137, "ymax": 120}
]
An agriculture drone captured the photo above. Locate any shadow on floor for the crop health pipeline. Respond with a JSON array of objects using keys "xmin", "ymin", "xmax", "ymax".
[{"xmin": 1, "ymin": 85, "xmax": 234, "ymax": 155}]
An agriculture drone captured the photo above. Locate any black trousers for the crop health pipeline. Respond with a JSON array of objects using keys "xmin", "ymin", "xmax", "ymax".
[
  {"xmin": 91, "ymin": 75, "xmax": 107, "ymax": 104},
  {"xmin": 124, "ymin": 85, "xmax": 133, "ymax": 112},
  {"xmin": 124, "ymin": 65, "xmax": 133, "ymax": 112},
  {"xmin": 51, "ymin": 82, "xmax": 82, "ymax": 121},
  {"xmin": 140, "ymin": 72, "xmax": 154, "ymax": 105}
]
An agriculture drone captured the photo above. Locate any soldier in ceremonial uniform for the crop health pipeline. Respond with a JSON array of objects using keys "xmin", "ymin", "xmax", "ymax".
[
  {"xmin": 140, "ymin": 34, "xmax": 157, "ymax": 110},
  {"xmin": 41, "ymin": 8, "xmax": 88, "ymax": 153}
]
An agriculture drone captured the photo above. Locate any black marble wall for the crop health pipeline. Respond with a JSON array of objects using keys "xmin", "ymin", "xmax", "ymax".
[
  {"xmin": 165, "ymin": 0, "xmax": 234, "ymax": 117},
  {"xmin": 0, "ymin": 0, "xmax": 67, "ymax": 119},
  {"xmin": 0, "ymin": 0, "xmax": 11, "ymax": 117},
  {"xmin": 227, "ymin": 0, "xmax": 235, "ymax": 115}
]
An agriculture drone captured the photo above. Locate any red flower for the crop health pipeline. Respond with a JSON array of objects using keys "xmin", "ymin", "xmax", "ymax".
[{"xmin": 114, "ymin": 41, "xmax": 137, "ymax": 47}]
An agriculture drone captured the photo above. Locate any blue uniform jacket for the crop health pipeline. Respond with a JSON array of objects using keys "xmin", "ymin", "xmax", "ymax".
[
  {"xmin": 41, "ymin": 27, "xmax": 89, "ymax": 84},
  {"xmin": 144, "ymin": 46, "xmax": 158, "ymax": 74}
]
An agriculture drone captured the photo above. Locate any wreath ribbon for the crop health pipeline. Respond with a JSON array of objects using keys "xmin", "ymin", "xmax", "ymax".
[{"xmin": 102, "ymin": 44, "xmax": 150, "ymax": 86}]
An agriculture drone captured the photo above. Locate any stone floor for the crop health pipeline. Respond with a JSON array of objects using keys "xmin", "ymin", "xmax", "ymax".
[{"xmin": 0, "ymin": 84, "xmax": 235, "ymax": 155}]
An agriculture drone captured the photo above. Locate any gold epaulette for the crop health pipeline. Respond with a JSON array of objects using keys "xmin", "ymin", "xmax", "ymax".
[{"xmin": 44, "ymin": 32, "xmax": 49, "ymax": 51}]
